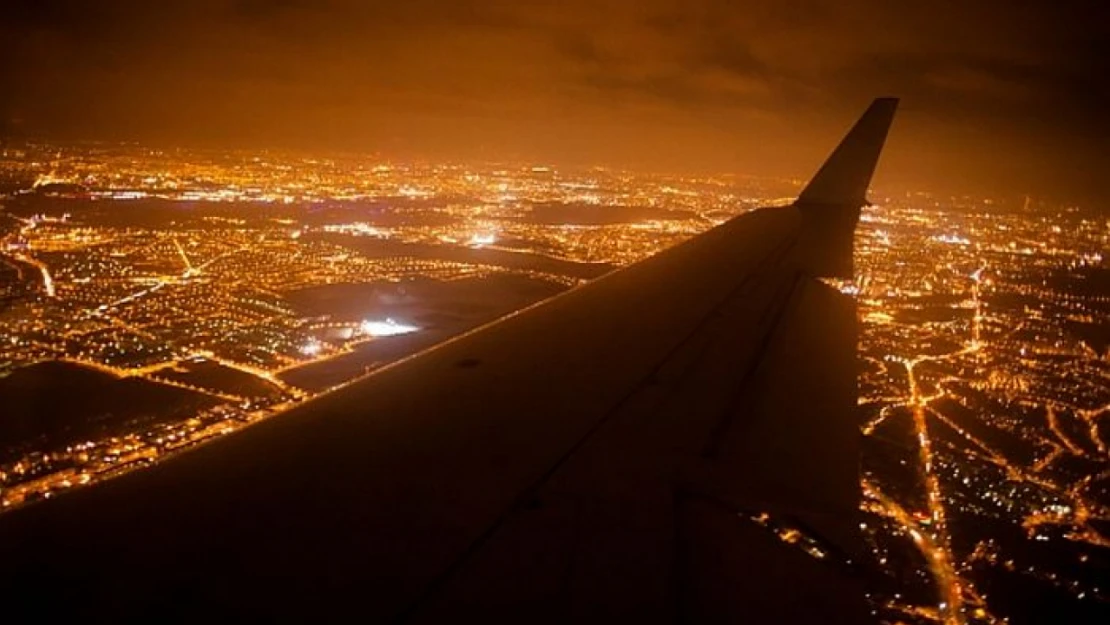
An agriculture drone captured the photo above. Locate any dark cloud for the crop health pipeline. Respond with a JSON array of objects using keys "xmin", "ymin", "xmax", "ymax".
[{"xmin": 1, "ymin": 0, "xmax": 1107, "ymax": 203}]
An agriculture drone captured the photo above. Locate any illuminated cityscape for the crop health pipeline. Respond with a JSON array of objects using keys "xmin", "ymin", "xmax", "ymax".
[
  {"xmin": 854, "ymin": 198, "xmax": 1108, "ymax": 623},
  {"xmin": 0, "ymin": 143, "xmax": 1107, "ymax": 623}
]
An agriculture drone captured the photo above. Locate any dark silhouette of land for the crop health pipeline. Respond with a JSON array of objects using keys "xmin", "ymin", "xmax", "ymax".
[{"xmin": 0, "ymin": 361, "xmax": 218, "ymax": 462}]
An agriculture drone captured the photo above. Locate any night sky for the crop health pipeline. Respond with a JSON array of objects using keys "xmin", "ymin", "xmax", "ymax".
[{"xmin": 2, "ymin": 0, "xmax": 1108, "ymax": 204}]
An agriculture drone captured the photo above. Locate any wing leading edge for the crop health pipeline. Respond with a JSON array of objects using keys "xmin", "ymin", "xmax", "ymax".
[{"xmin": 0, "ymin": 100, "xmax": 898, "ymax": 624}]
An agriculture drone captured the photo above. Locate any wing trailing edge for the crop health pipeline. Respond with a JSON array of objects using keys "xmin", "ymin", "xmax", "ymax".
[{"xmin": 792, "ymin": 97, "xmax": 898, "ymax": 278}]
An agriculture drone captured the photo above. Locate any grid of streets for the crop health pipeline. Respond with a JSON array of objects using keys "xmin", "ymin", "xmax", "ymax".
[{"xmin": 0, "ymin": 143, "xmax": 1106, "ymax": 624}]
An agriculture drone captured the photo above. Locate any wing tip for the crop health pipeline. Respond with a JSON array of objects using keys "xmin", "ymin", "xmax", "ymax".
[
  {"xmin": 789, "ymin": 98, "xmax": 899, "ymax": 278},
  {"xmin": 796, "ymin": 97, "xmax": 899, "ymax": 209}
]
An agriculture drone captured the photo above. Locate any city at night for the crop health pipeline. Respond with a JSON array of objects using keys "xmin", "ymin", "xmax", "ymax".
[{"xmin": 0, "ymin": 2, "xmax": 1107, "ymax": 624}]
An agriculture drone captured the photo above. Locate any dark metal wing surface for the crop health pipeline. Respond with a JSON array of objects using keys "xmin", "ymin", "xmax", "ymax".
[{"xmin": 0, "ymin": 99, "xmax": 898, "ymax": 624}]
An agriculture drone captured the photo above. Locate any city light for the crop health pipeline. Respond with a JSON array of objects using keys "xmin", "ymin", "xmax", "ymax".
[
  {"xmin": 467, "ymin": 232, "xmax": 496, "ymax": 247},
  {"xmin": 360, "ymin": 318, "xmax": 419, "ymax": 337},
  {"xmin": 0, "ymin": 142, "xmax": 1106, "ymax": 624}
]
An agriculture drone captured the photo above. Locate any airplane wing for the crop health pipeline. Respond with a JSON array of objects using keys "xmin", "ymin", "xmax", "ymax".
[{"xmin": 0, "ymin": 98, "xmax": 898, "ymax": 624}]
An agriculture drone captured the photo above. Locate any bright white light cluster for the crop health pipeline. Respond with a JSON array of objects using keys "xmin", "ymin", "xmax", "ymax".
[
  {"xmin": 467, "ymin": 232, "xmax": 496, "ymax": 247},
  {"xmin": 360, "ymin": 318, "xmax": 419, "ymax": 337},
  {"xmin": 931, "ymin": 233, "xmax": 971, "ymax": 245}
]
